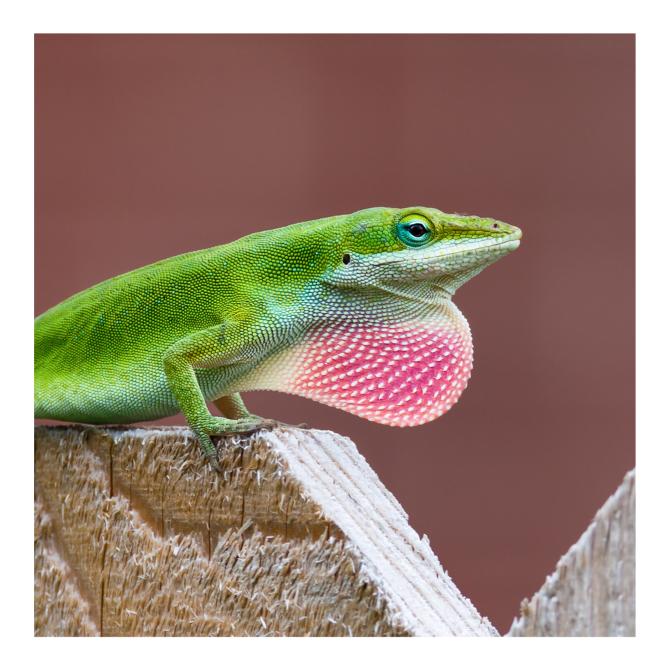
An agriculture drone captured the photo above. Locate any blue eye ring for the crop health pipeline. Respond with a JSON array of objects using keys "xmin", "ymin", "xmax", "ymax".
[{"xmin": 396, "ymin": 214, "xmax": 433, "ymax": 247}]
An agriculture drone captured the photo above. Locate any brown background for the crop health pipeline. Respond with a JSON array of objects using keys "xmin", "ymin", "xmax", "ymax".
[{"xmin": 35, "ymin": 34, "xmax": 635, "ymax": 631}]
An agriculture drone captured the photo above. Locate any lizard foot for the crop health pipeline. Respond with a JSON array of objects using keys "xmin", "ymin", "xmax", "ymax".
[
  {"xmin": 234, "ymin": 416, "xmax": 309, "ymax": 431},
  {"xmin": 199, "ymin": 416, "xmax": 267, "ymax": 435},
  {"xmin": 206, "ymin": 451, "xmax": 223, "ymax": 474},
  {"xmin": 203, "ymin": 415, "xmax": 308, "ymax": 436},
  {"xmin": 268, "ymin": 419, "xmax": 309, "ymax": 430},
  {"xmin": 196, "ymin": 417, "xmax": 307, "ymax": 473}
]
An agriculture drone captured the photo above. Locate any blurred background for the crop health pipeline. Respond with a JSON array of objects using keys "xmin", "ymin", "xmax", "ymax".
[{"xmin": 35, "ymin": 34, "xmax": 634, "ymax": 632}]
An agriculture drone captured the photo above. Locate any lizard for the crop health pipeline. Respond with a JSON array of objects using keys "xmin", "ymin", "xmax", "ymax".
[{"xmin": 35, "ymin": 206, "xmax": 522, "ymax": 470}]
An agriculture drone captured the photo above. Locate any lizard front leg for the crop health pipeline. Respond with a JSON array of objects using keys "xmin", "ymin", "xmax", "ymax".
[{"xmin": 163, "ymin": 322, "xmax": 283, "ymax": 471}]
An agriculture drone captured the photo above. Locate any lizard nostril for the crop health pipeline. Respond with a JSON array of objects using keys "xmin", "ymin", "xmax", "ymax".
[
  {"xmin": 492, "ymin": 223, "xmax": 500, "ymax": 229},
  {"xmin": 342, "ymin": 253, "xmax": 351, "ymax": 265}
]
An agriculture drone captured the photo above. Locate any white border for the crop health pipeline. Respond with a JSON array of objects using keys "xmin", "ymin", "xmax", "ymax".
[{"xmin": 3, "ymin": 1, "xmax": 666, "ymax": 668}]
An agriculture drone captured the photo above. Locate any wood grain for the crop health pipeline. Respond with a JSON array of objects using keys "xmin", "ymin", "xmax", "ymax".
[
  {"xmin": 34, "ymin": 425, "xmax": 495, "ymax": 637},
  {"xmin": 508, "ymin": 469, "xmax": 635, "ymax": 637}
]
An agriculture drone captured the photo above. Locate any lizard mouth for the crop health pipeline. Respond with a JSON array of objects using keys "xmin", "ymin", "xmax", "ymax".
[{"xmin": 370, "ymin": 234, "xmax": 521, "ymax": 268}]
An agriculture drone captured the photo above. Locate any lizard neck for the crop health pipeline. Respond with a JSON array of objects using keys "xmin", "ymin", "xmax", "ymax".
[
  {"xmin": 239, "ymin": 297, "xmax": 474, "ymax": 427},
  {"xmin": 291, "ymin": 299, "xmax": 473, "ymax": 426}
]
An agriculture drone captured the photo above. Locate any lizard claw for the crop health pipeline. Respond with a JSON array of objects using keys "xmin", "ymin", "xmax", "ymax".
[{"xmin": 207, "ymin": 452, "xmax": 223, "ymax": 474}]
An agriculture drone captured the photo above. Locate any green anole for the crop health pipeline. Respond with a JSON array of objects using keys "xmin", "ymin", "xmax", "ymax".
[{"xmin": 35, "ymin": 206, "xmax": 521, "ymax": 469}]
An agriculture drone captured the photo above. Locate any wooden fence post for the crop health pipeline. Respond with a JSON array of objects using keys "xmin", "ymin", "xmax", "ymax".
[
  {"xmin": 508, "ymin": 469, "xmax": 635, "ymax": 637},
  {"xmin": 35, "ymin": 425, "xmax": 496, "ymax": 637}
]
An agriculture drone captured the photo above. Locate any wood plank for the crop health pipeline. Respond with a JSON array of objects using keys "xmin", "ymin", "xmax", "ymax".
[
  {"xmin": 35, "ymin": 425, "xmax": 496, "ymax": 637},
  {"xmin": 508, "ymin": 469, "xmax": 635, "ymax": 637}
]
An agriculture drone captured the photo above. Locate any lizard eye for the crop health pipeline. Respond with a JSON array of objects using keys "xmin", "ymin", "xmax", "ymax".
[{"xmin": 396, "ymin": 214, "xmax": 433, "ymax": 247}]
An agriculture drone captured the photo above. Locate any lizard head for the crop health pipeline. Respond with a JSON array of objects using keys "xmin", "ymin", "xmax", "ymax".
[
  {"xmin": 251, "ymin": 206, "xmax": 522, "ymax": 427},
  {"xmin": 327, "ymin": 206, "xmax": 522, "ymax": 298}
]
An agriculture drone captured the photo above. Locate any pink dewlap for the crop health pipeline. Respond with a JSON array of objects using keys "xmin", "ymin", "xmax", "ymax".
[{"xmin": 291, "ymin": 320, "xmax": 473, "ymax": 426}]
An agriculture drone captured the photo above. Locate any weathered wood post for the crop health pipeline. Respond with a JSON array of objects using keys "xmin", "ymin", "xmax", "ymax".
[
  {"xmin": 35, "ymin": 425, "xmax": 496, "ymax": 636},
  {"xmin": 35, "ymin": 425, "xmax": 634, "ymax": 636},
  {"xmin": 508, "ymin": 469, "xmax": 635, "ymax": 637}
]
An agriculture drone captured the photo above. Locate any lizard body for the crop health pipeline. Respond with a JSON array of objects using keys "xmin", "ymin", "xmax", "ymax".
[{"xmin": 35, "ymin": 206, "xmax": 521, "ymax": 466}]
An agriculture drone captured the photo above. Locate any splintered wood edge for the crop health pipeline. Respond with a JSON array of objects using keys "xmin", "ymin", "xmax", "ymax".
[
  {"xmin": 264, "ymin": 428, "xmax": 497, "ymax": 636},
  {"xmin": 507, "ymin": 469, "xmax": 635, "ymax": 637},
  {"xmin": 34, "ymin": 424, "xmax": 496, "ymax": 637}
]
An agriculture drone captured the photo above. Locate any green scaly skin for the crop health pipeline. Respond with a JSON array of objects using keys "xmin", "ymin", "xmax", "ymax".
[{"xmin": 35, "ymin": 206, "xmax": 521, "ymax": 470}]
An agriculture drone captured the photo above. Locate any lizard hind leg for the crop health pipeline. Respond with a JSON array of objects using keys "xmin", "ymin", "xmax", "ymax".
[
  {"xmin": 213, "ymin": 393, "xmax": 255, "ymax": 419},
  {"xmin": 213, "ymin": 393, "xmax": 308, "ymax": 430}
]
